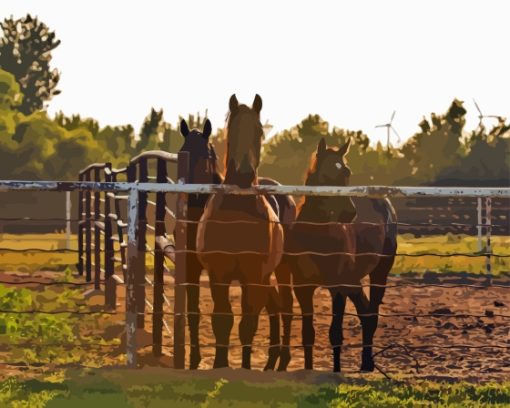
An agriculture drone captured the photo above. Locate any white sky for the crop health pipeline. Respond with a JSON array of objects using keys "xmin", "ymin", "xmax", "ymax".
[{"xmin": 3, "ymin": 0, "xmax": 510, "ymax": 145}]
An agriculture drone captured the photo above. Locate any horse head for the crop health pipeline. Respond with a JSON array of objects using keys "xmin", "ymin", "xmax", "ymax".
[
  {"xmin": 179, "ymin": 118, "xmax": 218, "ymax": 184},
  {"xmin": 305, "ymin": 138, "xmax": 352, "ymax": 187},
  {"xmin": 224, "ymin": 94, "xmax": 264, "ymax": 187}
]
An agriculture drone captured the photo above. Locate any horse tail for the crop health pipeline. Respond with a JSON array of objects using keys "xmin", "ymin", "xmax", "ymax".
[{"xmin": 381, "ymin": 198, "xmax": 398, "ymax": 255}]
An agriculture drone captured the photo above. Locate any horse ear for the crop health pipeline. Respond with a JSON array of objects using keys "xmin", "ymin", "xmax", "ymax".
[
  {"xmin": 180, "ymin": 119, "xmax": 190, "ymax": 137},
  {"xmin": 338, "ymin": 138, "xmax": 351, "ymax": 157},
  {"xmin": 317, "ymin": 138, "xmax": 327, "ymax": 157},
  {"xmin": 252, "ymin": 94, "xmax": 263, "ymax": 114},
  {"xmin": 202, "ymin": 119, "xmax": 212, "ymax": 139},
  {"xmin": 229, "ymin": 94, "xmax": 239, "ymax": 114}
]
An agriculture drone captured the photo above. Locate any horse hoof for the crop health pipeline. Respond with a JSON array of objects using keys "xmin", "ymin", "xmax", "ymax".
[
  {"xmin": 277, "ymin": 349, "xmax": 291, "ymax": 372},
  {"xmin": 360, "ymin": 362, "xmax": 375, "ymax": 372},
  {"xmin": 189, "ymin": 353, "xmax": 202, "ymax": 370},
  {"xmin": 264, "ymin": 348, "xmax": 280, "ymax": 371}
]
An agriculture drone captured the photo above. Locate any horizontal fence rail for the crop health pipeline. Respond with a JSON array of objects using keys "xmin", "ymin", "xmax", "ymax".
[{"xmin": 1, "ymin": 181, "xmax": 509, "ymax": 197}]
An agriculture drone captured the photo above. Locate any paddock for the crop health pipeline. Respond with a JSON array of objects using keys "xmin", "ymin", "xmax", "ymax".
[{"xmin": 0, "ymin": 159, "xmax": 509, "ymax": 379}]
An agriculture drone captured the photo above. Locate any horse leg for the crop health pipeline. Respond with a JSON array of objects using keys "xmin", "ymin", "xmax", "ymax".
[
  {"xmin": 328, "ymin": 290, "xmax": 346, "ymax": 372},
  {"xmin": 294, "ymin": 285, "xmax": 316, "ymax": 370},
  {"xmin": 239, "ymin": 280, "xmax": 269, "ymax": 369},
  {"xmin": 264, "ymin": 286, "xmax": 280, "ymax": 371},
  {"xmin": 276, "ymin": 265, "xmax": 293, "ymax": 371},
  {"xmin": 364, "ymin": 259, "xmax": 392, "ymax": 372},
  {"xmin": 186, "ymin": 259, "xmax": 202, "ymax": 370},
  {"xmin": 210, "ymin": 278, "xmax": 233, "ymax": 368},
  {"xmin": 348, "ymin": 288, "xmax": 373, "ymax": 372}
]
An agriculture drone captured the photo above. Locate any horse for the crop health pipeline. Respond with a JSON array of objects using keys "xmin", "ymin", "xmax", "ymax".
[
  {"xmin": 180, "ymin": 98, "xmax": 294, "ymax": 369},
  {"xmin": 275, "ymin": 138, "xmax": 397, "ymax": 372}
]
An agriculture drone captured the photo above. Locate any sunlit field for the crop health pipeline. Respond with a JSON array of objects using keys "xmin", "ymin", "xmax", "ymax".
[{"xmin": 0, "ymin": 233, "xmax": 508, "ymax": 276}]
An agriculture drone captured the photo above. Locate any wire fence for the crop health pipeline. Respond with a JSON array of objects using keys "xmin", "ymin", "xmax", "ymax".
[{"xmin": 0, "ymin": 164, "xmax": 509, "ymax": 376}]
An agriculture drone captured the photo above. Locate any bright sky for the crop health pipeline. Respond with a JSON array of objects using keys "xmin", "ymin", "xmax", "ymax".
[{"xmin": 3, "ymin": 1, "xmax": 510, "ymax": 145}]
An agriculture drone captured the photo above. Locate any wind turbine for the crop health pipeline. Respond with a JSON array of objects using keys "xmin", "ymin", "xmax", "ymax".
[
  {"xmin": 375, "ymin": 110, "xmax": 401, "ymax": 153},
  {"xmin": 473, "ymin": 99, "xmax": 502, "ymax": 129}
]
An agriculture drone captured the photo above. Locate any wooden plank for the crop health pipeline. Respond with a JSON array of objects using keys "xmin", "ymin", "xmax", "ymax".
[
  {"xmin": 77, "ymin": 173, "xmax": 84, "ymax": 276},
  {"xmin": 173, "ymin": 151, "xmax": 189, "ymax": 369},
  {"xmin": 136, "ymin": 158, "xmax": 148, "ymax": 329},
  {"xmin": 104, "ymin": 163, "xmax": 116, "ymax": 310},
  {"xmin": 152, "ymin": 158, "xmax": 167, "ymax": 357},
  {"xmin": 84, "ymin": 171, "xmax": 92, "ymax": 282},
  {"xmin": 94, "ymin": 167, "xmax": 102, "ymax": 291}
]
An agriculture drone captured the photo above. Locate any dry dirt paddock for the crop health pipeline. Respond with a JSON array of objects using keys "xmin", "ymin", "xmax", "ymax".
[{"xmin": 133, "ymin": 272, "xmax": 510, "ymax": 381}]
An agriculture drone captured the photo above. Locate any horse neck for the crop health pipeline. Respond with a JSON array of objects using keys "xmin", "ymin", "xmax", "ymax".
[
  {"xmin": 223, "ymin": 159, "xmax": 258, "ymax": 188},
  {"xmin": 298, "ymin": 196, "xmax": 356, "ymax": 223},
  {"xmin": 187, "ymin": 158, "xmax": 223, "ymax": 211}
]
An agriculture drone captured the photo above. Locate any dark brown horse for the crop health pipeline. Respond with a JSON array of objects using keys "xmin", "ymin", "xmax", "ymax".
[
  {"xmin": 275, "ymin": 138, "xmax": 397, "ymax": 372},
  {"xmin": 183, "ymin": 96, "xmax": 293, "ymax": 369}
]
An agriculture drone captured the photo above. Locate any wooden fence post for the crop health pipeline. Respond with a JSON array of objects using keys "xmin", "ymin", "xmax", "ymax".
[
  {"xmin": 77, "ymin": 173, "xmax": 84, "ymax": 275},
  {"xmin": 126, "ymin": 185, "xmax": 140, "ymax": 367},
  {"xmin": 94, "ymin": 167, "xmax": 102, "ymax": 291},
  {"xmin": 152, "ymin": 158, "xmax": 167, "ymax": 357},
  {"xmin": 85, "ymin": 170, "xmax": 92, "ymax": 282},
  {"xmin": 477, "ymin": 197, "xmax": 483, "ymax": 252},
  {"xmin": 174, "ymin": 151, "xmax": 189, "ymax": 369},
  {"xmin": 104, "ymin": 163, "xmax": 116, "ymax": 310},
  {"xmin": 136, "ymin": 158, "xmax": 148, "ymax": 329}
]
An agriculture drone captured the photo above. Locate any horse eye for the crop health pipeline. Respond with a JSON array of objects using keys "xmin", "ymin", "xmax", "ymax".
[{"xmin": 335, "ymin": 162, "xmax": 342, "ymax": 169}]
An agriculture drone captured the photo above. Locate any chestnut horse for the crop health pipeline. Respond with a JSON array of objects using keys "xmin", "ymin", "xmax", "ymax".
[
  {"xmin": 178, "ymin": 117, "xmax": 295, "ymax": 369},
  {"xmin": 194, "ymin": 95, "xmax": 286, "ymax": 369},
  {"xmin": 275, "ymin": 138, "xmax": 397, "ymax": 372}
]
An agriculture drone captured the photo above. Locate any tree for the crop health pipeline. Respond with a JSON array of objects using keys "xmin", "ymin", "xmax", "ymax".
[
  {"xmin": 135, "ymin": 108, "xmax": 164, "ymax": 152},
  {"xmin": 0, "ymin": 14, "xmax": 61, "ymax": 114},
  {"xmin": 0, "ymin": 69, "xmax": 24, "ymax": 138}
]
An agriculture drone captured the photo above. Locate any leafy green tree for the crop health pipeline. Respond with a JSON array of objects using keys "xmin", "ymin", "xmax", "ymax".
[
  {"xmin": 399, "ymin": 99, "xmax": 466, "ymax": 185},
  {"xmin": 0, "ymin": 69, "xmax": 24, "ymax": 138},
  {"xmin": 0, "ymin": 14, "xmax": 61, "ymax": 114},
  {"xmin": 135, "ymin": 108, "xmax": 164, "ymax": 152},
  {"xmin": 260, "ymin": 114, "xmax": 369, "ymax": 185}
]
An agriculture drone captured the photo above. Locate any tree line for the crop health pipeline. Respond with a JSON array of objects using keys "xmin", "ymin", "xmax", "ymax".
[{"xmin": 0, "ymin": 14, "xmax": 508, "ymax": 186}]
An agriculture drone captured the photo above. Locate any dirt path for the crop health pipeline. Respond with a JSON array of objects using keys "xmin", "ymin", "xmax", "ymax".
[{"xmin": 1, "ymin": 271, "xmax": 509, "ymax": 381}]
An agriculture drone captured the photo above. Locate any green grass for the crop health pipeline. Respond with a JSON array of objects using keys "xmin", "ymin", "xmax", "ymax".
[
  {"xmin": 393, "ymin": 233, "xmax": 510, "ymax": 276},
  {"xmin": 0, "ymin": 283, "xmax": 122, "ymax": 367},
  {"xmin": 0, "ymin": 368, "xmax": 509, "ymax": 407}
]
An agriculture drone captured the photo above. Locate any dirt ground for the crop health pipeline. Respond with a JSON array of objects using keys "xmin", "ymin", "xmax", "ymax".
[
  {"xmin": 1, "ymin": 271, "xmax": 509, "ymax": 381},
  {"xmin": 133, "ymin": 272, "xmax": 510, "ymax": 381}
]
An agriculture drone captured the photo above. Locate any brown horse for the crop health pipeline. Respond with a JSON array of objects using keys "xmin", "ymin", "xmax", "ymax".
[
  {"xmin": 275, "ymin": 138, "xmax": 397, "ymax": 372},
  {"xmin": 194, "ymin": 94, "xmax": 285, "ymax": 369},
  {"xmin": 178, "ymin": 117, "xmax": 295, "ymax": 370}
]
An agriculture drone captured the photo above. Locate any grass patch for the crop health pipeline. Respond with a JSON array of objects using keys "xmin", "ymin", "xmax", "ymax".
[{"xmin": 0, "ymin": 368, "xmax": 509, "ymax": 407}]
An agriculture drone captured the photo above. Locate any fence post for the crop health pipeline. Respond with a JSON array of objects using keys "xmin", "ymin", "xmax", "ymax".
[
  {"xmin": 174, "ymin": 151, "xmax": 189, "ymax": 369},
  {"xmin": 66, "ymin": 191, "xmax": 72, "ymax": 250},
  {"xmin": 136, "ymin": 158, "xmax": 148, "ymax": 329},
  {"xmin": 126, "ymin": 184, "xmax": 140, "ymax": 367},
  {"xmin": 485, "ymin": 197, "xmax": 492, "ymax": 285},
  {"xmin": 94, "ymin": 167, "xmax": 102, "ymax": 291},
  {"xmin": 477, "ymin": 197, "xmax": 483, "ymax": 252},
  {"xmin": 112, "ymin": 172, "xmax": 127, "ymax": 281},
  {"xmin": 104, "ymin": 163, "xmax": 116, "ymax": 310},
  {"xmin": 153, "ymin": 158, "xmax": 167, "ymax": 357},
  {"xmin": 85, "ymin": 170, "xmax": 92, "ymax": 282},
  {"xmin": 77, "ymin": 173, "xmax": 84, "ymax": 275}
]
